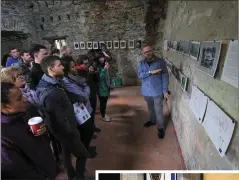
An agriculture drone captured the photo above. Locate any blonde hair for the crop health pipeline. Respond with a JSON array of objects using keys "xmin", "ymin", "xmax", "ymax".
[{"xmin": 1, "ymin": 67, "xmax": 21, "ymax": 84}]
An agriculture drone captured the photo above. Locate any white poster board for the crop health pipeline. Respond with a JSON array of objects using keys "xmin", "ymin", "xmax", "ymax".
[
  {"xmin": 202, "ymin": 100, "xmax": 236, "ymax": 157},
  {"xmin": 221, "ymin": 40, "xmax": 238, "ymax": 88},
  {"xmin": 73, "ymin": 102, "xmax": 91, "ymax": 125},
  {"xmin": 189, "ymin": 86, "xmax": 208, "ymax": 123},
  {"xmin": 164, "ymin": 173, "xmax": 171, "ymax": 180},
  {"xmin": 164, "ymin": 40, "xmax": 168, "ymax": 51}
]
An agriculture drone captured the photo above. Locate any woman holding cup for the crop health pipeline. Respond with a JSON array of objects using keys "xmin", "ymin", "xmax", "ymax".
[
  {"xmin": 1, "ymin": 82, "xmax": 57, "ymax": 180},
  {"xmin": 1, "ymin": 67, "xmax": 46, "ymax": 133},
  {"xmin": 1, "ymin": 66, "xmax": 62, "ymax": 164}
]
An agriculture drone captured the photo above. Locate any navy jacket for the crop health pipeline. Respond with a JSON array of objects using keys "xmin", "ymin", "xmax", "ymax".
[
  {"xmin": 1, "ymin": 112, "xmax": 57, "ymax": 180},
  {"xmin": 36, "ymin": 75, "xmax": 90, "ymax": 158}
]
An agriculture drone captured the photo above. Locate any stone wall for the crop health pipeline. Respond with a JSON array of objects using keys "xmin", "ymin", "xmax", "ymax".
[
  {"xmin": 161, "ymin": 1, "xmax": 239, "ymax": 169},
  {"xmin": 1, "ymin": 0, "xmax": 39, "ymax": 50},
  {"xmin": 29, "ymin": 0, "xmax": 167, "ymax": 85},
  {"xmin": 1, "ymin": 0, "xmax": 167, "ymax": 85}
]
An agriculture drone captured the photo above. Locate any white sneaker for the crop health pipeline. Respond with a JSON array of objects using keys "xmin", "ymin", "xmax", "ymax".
[{"xmin": 101, "ymin": 114, "xmax": 111, "ymax": 122}]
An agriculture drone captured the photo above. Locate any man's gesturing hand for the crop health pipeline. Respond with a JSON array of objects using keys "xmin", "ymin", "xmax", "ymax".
[{"xmin": 151, "ymin": 69, "xmax": 162, "ymax": 74}]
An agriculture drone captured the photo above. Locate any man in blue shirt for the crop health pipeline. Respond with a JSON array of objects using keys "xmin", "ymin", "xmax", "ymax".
[
  {"xmin": 5, "ymin": 48, "xmax": 23, "ymax": 67},
  {"xmin": 138, "ymin": 45, "xmax": 169, "ymax": 139}
]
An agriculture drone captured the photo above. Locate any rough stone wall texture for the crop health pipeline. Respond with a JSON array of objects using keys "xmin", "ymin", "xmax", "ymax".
[
  {"xmin": 28, "ymin": 0, "xmax": 167, "ymax": 85},
  {"xmin": 120, "ymin": 173, "xmax": 144, "ymax": 180},
  {"xmin": 1, "ymin": 0, "xmax": 39, "ymax": 49},
  {"xmin": 1, "ymin": 0, "xmax": 167, "ymax": 85},
  {"xmin": 161, "ymin": 1, "xmax": 239, "ymax": 169}
]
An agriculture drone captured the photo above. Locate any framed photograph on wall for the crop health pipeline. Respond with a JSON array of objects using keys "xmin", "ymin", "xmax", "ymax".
[
  {"xmin": 179, "ymin": 72, "xmax": 188, "ymax": 91},
  {"xmin": 172, "ymin": 65, "xmax": 180, "ymax": 81},
  {"xmin": 164, "ymin": 57, "xmax": 172, "ymax": 72},
  {"xmin": 93, "ymin": 41, "xmax": 98, "ymax": 49},
  {"xmin": 146, "ymin": 173, "xmax": 160, "ymax": 180},
  {"xmin": 172, "ymin": 41, "xmax": 178, "ymax": 51},
  {"xmin": 106, "ymin": 41, "xmax": 112, "ymax": 49},
  {"xmin": 164, "ymin": 40, "xmax": 168, "ymax": 51},
  {"xmin": 128, "ymin": 40, "xmax": 134, "ymax": 49},
  {"xmin": 136, "ymin": 40, "xmax": 141, "ymax": 48},
  {"xmin": 176, "ymin": 41, "xmax": 180, "ymax": 52},
  {"xmin": 120, "ymin": 40, "xmax": 126, "ymax": 49},
  {"xmin": 87, "ymin": 41, "xmax": 92, "ymax": 49},
  {"xmin": 74, "ymin": 42, "xmax": 79, "ymax": 50},
  {"xmin": 148, "ymin": 173, "xmax": 164, "ymax": 180},
  {"xmin": 79, "ymin": 41, "xmax": 85, "ymax": 49},
  {"xmin": 99, "ymin": 41, "xmax": 105, "ymax": 49},
  {"xmin": 167, "ymin": 40, "xmax": 173, "ymax": 49},
  {"xmin": 190, "ymin": 41, "xmax": 201, "ymax": 60},
  {"xmin": 179, "ymin": 40, "xmax": 191, "ymax": 55},
  {"xmin": 197, "ymin": 41, "xmax": 222, "ymax": 77},
  {"xmin": 113, "ymin": 40, "xmax": 119, "ymax": 49}
]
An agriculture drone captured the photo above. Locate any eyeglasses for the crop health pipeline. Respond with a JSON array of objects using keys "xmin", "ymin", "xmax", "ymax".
[
  {"xmin": 16, "ymin": 73, "xmax": 24, "ymax": 78},
  {"xmin": 143, "ymin": 50, "xmax": 153, "ymax": 54}
]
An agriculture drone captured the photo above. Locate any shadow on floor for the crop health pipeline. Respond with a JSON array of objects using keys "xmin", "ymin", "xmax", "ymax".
[{"xmin": 56, "ymin": 87, "xmax": 185, "ymax": 179}]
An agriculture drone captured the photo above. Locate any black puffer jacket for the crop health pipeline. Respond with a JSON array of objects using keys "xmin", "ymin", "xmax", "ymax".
[
  {"xmin": 1, "ymin": 111, "xmax": 57, "ymax": 180},
  {"xmin": 28, "ymin": 62, "xmax": 44, "ymax": 90},
  {"xmin": 36, "ymin": 74, "xmax": 90, "ymax": 158}
]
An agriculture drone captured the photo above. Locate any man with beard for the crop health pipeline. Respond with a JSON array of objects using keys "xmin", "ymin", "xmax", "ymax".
[
  {"xmin": 137, "ymin": 45, "xmax": 169, "ymax": 139},
  {"xmin": 19, "ymin": 50, "xmax": 34, "ymax": 76}
]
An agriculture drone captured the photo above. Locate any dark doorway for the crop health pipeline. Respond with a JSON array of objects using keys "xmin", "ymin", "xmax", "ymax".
[{"xmin": 1, "ymin": 31, "xmax": 29, "ymax": 60}]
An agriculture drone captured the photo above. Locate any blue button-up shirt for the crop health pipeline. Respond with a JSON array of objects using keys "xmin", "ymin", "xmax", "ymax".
[{"xmin": 137, "ymin": 57, "xmax": 169, "ymax": 97}]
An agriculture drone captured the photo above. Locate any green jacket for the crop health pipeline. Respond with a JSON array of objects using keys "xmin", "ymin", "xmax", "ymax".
[{"xmin": 99, "ymin": 67, "xmax": 110, "ymax": 97}]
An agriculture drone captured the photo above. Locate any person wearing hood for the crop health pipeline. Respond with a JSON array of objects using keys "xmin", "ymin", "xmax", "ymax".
[
  {"xmin": 36, "ymin": 56, "xmax": 90, "ymax": 180},
  {"xmin": 1, "ymin": 82, "xmax": 57, "ymax": 180}
]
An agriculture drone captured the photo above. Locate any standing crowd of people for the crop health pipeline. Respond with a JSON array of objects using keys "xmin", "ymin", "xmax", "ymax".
[
  {"xmin": 1, "ymin": 43, "xmax": 170, "ymax": 180},
  {"xmin": 1, "ymin": 44, "xmax": 113, "ymax": 180}
]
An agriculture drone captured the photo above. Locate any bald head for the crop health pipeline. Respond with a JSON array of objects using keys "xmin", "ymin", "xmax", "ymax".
[{"xmin": 142, "ymin": 45, "xmax": 154, "ymax": 60}]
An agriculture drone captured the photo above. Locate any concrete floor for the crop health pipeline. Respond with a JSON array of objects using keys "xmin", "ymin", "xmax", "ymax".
[{"xmin": 57, "ymin": 86, "xmax": 185, "ymax": 179}]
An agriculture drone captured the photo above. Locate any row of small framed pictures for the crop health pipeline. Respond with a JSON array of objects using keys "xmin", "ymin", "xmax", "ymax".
[
  {"xmin": 74, "ymin": 40, "xmax": 141, "ymax": 50},
  {"xmin": 164, "ymin": 57, "xmax": 188, "ymax": 91},
  {"xmin": 164, "ymin": 40, "xmax": 201, "ymax": 60},
  {"xmin": 164, "ymin": 40, "xmax": 222, "ymax": 78}
]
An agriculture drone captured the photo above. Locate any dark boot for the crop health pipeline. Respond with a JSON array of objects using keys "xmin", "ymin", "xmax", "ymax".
[
  {"xmin": 144, "ymin": 121, "xmax": 156, "ymax": 127},
  {"xmin": 88, "ymin": 146, "xmax": 97, "ymax": 158},
  {"xmin": 158, "ymin": 128, "xmax": 165, "ymax": 139},
  {"xmin": 92, "ymin": 134, "xmax": 97, "ymax": 139},
  {"xmin": 94, "ymin": 127, "xmax": 101, "ymax": 133}
]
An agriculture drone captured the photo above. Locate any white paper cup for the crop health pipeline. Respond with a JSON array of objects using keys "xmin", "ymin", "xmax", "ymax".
[{"xmin": 28, "ymin": 117, "xmax": 43, "ymax": 135}]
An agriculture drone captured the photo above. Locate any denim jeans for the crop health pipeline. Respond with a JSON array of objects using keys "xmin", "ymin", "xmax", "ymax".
[{"xmin": 144, "ymin": 94, "xmax": 164, "ymax": 129}]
